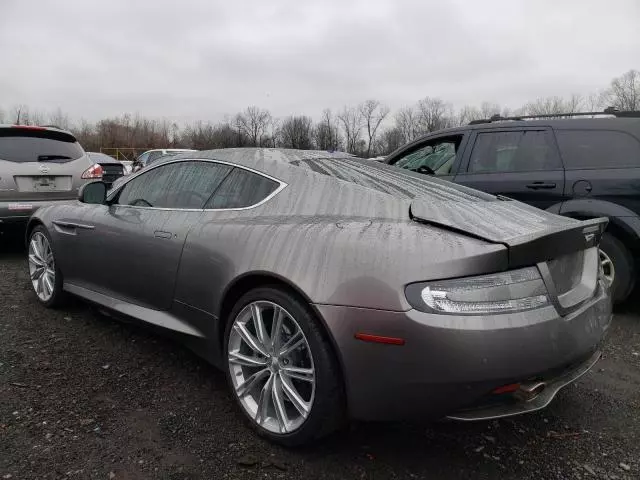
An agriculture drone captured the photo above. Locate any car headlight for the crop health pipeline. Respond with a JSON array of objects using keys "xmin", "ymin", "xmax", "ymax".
[{"xmin": 405, "ymin": 266, "xmax": 549, "ymax": 315}]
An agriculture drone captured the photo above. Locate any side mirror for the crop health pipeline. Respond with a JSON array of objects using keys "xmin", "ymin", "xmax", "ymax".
[{"xmin": 78, "ymin": 181, "xmax": 107, "ymax": 204}]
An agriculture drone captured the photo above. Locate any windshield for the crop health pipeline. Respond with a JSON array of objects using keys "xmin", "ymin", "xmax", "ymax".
[
  {"xmin": 0, "ymin": 129, "xmax": 84, "ymax": 163},
  {"xmin": 394, "ymin": 142, "xmax": 457, "ymax": 174}
]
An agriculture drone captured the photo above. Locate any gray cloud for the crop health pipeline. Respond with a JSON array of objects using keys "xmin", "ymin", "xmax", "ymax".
[{"xmin": 1, "ymin": 0, "xmax": 638, "ymax": 123}]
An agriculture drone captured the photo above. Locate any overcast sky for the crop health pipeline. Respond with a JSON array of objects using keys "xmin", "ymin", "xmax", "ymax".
[{"xmin": 1, "ymin": 0, "xmax": 639, "ymax": 123}]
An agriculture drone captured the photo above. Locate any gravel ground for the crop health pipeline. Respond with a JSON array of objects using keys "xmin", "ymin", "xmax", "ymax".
[{"xmin": 1, "ymin": 233, "xmax": 639, "ymax": 480}]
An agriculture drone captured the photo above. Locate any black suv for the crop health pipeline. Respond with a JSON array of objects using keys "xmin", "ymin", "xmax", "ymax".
[{"xmin": 386, "ymin": 109, "xmax": 640, "ymax": 303}]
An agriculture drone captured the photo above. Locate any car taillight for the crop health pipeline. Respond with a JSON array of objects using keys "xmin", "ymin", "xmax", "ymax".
[
  {"xmin": 405, "ymin": 266, "xmax": 549, "ymax": 315},
  {"xmin": 82, "ymin": 164, "xmax": 104, "ymax": 179}
]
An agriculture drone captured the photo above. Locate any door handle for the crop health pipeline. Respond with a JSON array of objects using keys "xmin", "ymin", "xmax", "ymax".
[
  {"xmin": 154, "ymin": 230, "xmax": 173, "ymax": 239},
  {"xmin": 525, "ymin": 182, "xmax": 556, "ymax": 190}
]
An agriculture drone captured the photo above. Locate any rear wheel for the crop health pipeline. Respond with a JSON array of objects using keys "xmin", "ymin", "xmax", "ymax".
[
  {"xmin": 27, "ymin": 226, "xmax": 65, "ymax": 308},
  {"xmin": 224, "ymin": 286, "xmax": 344, "ymax": 446},
  {"xmin": 599, "ymin": 232, "xmax": 635, "ymax": 304}
]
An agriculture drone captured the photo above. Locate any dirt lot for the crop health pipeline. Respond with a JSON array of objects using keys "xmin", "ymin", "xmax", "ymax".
[{"xmin": 1, "ymin": 233, "xmax": 639, "ymax": 480}]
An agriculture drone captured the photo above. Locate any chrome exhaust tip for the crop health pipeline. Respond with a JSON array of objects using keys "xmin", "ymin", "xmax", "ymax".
[{"xmin": 514, "ymin": 381, "xmax": 546, "ymax": 402}]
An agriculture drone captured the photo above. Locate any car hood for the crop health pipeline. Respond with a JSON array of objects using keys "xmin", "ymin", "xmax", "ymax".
[{"xmin": 410, "ymin": 197, "xmax": 608, "ymax": 268}]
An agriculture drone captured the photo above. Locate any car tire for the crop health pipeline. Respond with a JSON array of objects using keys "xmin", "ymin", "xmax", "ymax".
[
  {"xmin": 599, "ymin": 232, "xmax": 635, "ymax": 304},
  {"xmin": 223, "ymin": 286, "xmax": 345, "ymax": 447},
  {"xmin": 27, "ymin": 226, "xmax": 65, "ymax": 308}
]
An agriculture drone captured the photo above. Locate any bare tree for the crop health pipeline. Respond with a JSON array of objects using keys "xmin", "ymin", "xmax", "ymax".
[
  {"xmin": 457, "ymin": 105, "xmax": 483, "ymax": 126},
  {"xmin": 604, "ymin": 69, "xmax": 640, "ymax": 111},
  {"xmin": 48, "ymin": 107, "xmax": 70, "ymax": 129},
  {"xmin": 395, "ymin": 106, "xmax": 421, "ymax": 143},
  {"xmin": 359, "ymin": 100, "xmax": 390, "ymax": 157},
  {"xmin": 565, "ymin": 94, "xmax": 583, "ymax": 113},
  {"xmin": 523, "ymin": 96, "xmax": 567, "ymax": 116},
  {"xmin": 480, "ymin": 102, "xmax": 501, "ymax": 119},
  {"xmin": 337, "ymin": 106, "xmax": 363, "ymax": 155},
  {"xmin": 12, "ymin": 105, "xmax": 28, "ymax": 125},
  {"xmin": 279, "ymin": 116, "xmax": 314, "ymax": 149},
  {"xmin": 415, "ymin": 97, "xmax": 453, "ymax": 133},
  {"xmin": 0, "ymin": 107, "xmax": 5, "ymax": 124},
  {"xmin": 28, "ymin": 109, "xmax": 46, "ymax": 126},
  {"xmin": 379, "ymin": 127, "xmax": 404, "ymax": 155},
  {"xmin": 263, "ymin": 117, "xmax": 280, "ymax": 148},
  {"xmin": 585, "ymin": 92, "xmax": 605, "ymax": 113},
  {"xmin": 314, "ymin": 109, "xmax": 341, "ymax": 151},
  {"xmin": 235, "ymin": 106, "xmax": 272, "ymax": 146}
]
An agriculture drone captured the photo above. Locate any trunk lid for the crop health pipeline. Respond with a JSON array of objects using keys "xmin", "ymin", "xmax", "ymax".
[{"xmin": 410, "ymin": 197, "xmax": 608, "ymax": 268}]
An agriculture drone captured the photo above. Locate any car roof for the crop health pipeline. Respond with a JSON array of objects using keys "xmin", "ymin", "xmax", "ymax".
[
  {"xmin": 413, "ymin": 117, "xmax": 640, "ymax": 138},
  {"xmin": 177, "ymin": 147, "xmax": 353, "ymax": 163},
  {"xmin": 385, "ymin": 117, "xmax": 640, "ymax": 160},
  {"xmin": 171, "ymin": 148, "xmax": 492, "ymax": 202}
]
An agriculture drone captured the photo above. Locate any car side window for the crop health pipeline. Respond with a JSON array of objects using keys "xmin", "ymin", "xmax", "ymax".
[
  {"xmin": 393, "ymin": 136, "xmax": 462, "ymax": 175},
  {"xmin": 468, "ymin": 130, "xmax": 560, "ymax": 173},
  {"xmin": 205, "ymin": 168, "xmax": 279, "ymax": 209},
  {"xmin": 555, "ymin": 130, "xmax": 640, "ymax": 169},
  {"xmin": 117, "ymin": 161, "xmax": 232, "ymax": 209}
]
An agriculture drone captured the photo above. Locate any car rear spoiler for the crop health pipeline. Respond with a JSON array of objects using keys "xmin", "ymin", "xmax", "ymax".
[{"xmin": 410, "ymin": 198, "xmax": 608, "ymax": 268}]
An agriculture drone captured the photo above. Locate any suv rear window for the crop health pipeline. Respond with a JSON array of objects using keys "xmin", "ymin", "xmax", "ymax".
[
  {"xmin": 555, "ymin": 130, "xmax": 640, "ymax": 169},
  {"xmin": 0, "ymin": 128, "xmax": 84, "ymax": 163}
]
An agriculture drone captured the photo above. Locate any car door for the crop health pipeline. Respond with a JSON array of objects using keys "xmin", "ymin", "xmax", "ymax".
[
  {"xmin": 387, "ymin": 133, "xmax": 469, "ymax": 181},
  {"xmin": 554, "ymin": 128, "xmax": 640, "ymax": 214},
  {"xmin": 454, "ymin": 128, "xmax": 565, "ymax": 209},
  {"xmin": 68, "ymin": 160, "xmax": 233, "ymax": 309}
]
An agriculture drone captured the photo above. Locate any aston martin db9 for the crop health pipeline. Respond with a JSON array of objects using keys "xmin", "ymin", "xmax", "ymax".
[{"xmin": 26, "ymin": 148, "xmax": 611, "ymax": 446}]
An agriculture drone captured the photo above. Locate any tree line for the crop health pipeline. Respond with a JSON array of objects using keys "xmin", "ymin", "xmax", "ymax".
[{"xmin": 1, "ymin": 69, "xmax": 638, "ymax": 158}]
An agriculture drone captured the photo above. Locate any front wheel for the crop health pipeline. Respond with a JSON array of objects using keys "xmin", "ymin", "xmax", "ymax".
[
  {"xmin": 599, "ymin": 232, "xmax": 635, "ymax": 304},
  {"xmin": 27, "ymin": 226, "xmax": 65, "ymax": 308},
  {"xmin": 224, "ymin": 286, "xmax": 345, "ymax": 446}
]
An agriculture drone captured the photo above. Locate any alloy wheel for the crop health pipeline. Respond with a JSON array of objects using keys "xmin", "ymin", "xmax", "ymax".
[
  {"xmin": 28, "ymin": 232, "xmax": 56, "ymax": 302},
  {"xmin": 228, "ymin": 300, "xmax": 315, "ymax": 434},
  {"xmin": 599, "ymin": 248, "xmax": 615, "ymax": 286}
]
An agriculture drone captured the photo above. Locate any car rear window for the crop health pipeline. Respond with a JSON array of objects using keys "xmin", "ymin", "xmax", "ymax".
[
  {"xmin": 555, "ymin": 130, "xmax": 640, "ymax": 169},
  {"xmin": 205, "ymin": 168, "xmax": 279, "ymax": 209},
  {"xmin": 0, "ymin": 128, "xmax": 84, "ymax": 163}
]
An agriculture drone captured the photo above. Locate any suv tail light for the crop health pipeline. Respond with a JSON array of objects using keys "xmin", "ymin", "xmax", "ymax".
[{"xmin": 82, "ymin": 164, "xmax": 104, "ymax": 179}]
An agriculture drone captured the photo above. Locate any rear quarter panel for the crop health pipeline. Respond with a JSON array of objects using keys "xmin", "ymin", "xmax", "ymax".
[{"xmin": 173, "ymin": 175, "xmax": 507, "ymax": 316}]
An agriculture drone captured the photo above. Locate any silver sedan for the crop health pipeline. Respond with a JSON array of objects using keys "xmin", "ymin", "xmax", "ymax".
[{"xmin": 26, "ymin": 149, "xmax": 611, "ymax": 446}]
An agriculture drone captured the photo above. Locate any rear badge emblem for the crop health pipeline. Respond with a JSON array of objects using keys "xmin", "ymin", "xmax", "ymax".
[{"xmin": 39, "ymin": 164, "xmax": 51, "ymax": 174}]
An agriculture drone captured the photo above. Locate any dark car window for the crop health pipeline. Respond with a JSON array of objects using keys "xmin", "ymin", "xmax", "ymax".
[
  {"xmin": 393, "ymin": 136, "xmax": 461, "ymax": 175},
  {"xmin": 555, "ymin": 130, "xmax": 640, "ymax": 169},
  {"xmin": 147, "ymin": 151, "xmax": 163, "ymax": 163},
  {"xmin": 136, "ymin": 152, "xmax": 150, "ymax": 165},
  {"xmin": 0, "ymin": 128, "xmax": 84, "ymax": 163},
  {"xmin": 206, "ymin": 168, "xmax": 279, "ymax": 209},
  {"xmin": 468, "ymin": 130, "xmax": 560, "ymax": 173},
  {"xmin": 117, "ymin": 161, "xmax": 232, "ymax": 209}
]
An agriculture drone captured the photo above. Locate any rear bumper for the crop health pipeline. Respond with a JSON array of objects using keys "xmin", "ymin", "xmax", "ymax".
[
  {"xmin": 316, "ymin": 280, "xmax": 611, "ymax": 421},
  {"xmin": 0, "ymin": 199, "xmax": 75, "ymax": 224},
  {"xmin": 447, "ymin": 349, "xmax": 601, "ymax": 421}
]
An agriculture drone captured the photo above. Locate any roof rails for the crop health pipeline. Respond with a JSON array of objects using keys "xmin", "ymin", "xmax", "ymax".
[{"xmin": 468, "ymin": 107, "xmax": 640, "ymax": 125}]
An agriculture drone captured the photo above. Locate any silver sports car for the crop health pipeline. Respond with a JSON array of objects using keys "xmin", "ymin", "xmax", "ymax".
[{"xmin": 26, "ymin": 148, "xmax": 611, "ymax": 446}]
